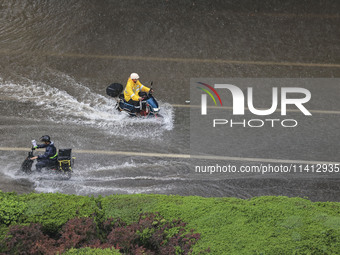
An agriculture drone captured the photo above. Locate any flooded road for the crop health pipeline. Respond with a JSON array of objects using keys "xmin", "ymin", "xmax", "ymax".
[{"xmin": 0, "ymin": 0, "xmax": 339, "ymax": 201}]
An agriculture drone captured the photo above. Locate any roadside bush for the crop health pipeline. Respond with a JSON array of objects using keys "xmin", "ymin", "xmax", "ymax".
[
  {"xmin": 2, "ymin": 191, "xmax": 339, "ymax": 254},
  {"xmin": 63, "ymin": 247, "xmax": 121, "ymax": 254},
  {"xmin": 58, "ymin": 217, "xmax": 101, "ymax": 251},
  {"xmin": 0, "ymin": 193, "xmax": 27, "ymax": 226},
  {"xmin": 136, "ymin": 212, "xmax": 201, "ymax": 254},
  {"xmin": 102, "ymin": 212, "xmax": 202, "ymax": 254},
  {"xmin": 4, "ymin": 223, "xmax": 56, "ymax": 255},
  {"xmin": 1, "ymin": 213, "xmax": 201, "ymax": 254},
  {"xmin": 104, "ymin": 219, "xmax": 139, "ymax": 253},
  {"xmin": 22, "ymin": 193, "xmax": 100, "ymax": 236}
]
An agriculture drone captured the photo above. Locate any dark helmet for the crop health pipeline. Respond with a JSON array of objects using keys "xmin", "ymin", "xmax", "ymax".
[{"xmin": 40, "ymin": 135, "xmax": 51, "ymax": 142}]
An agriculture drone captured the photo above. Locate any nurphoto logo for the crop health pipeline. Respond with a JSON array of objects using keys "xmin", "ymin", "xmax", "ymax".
[{"xmin": 196, "ymin": 82, "xmax": 312, "ymax": 128}]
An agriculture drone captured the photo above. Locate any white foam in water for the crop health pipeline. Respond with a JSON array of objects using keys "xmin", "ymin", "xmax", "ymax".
[
  {"xmin": 0, "ymin": 75, "xmax": 174, "ymax": 138},
  {"xmin": 0, "ymin": 74, "xmax": 176, "ymax": 195},
  {"xmin": 69, "ymin": 160, "xmax": 187, "ymax": 182},
  {"xmin": 29, "ymin": 162, "xmax": 180, "ymax": 195},
  {"xmin": 0, "ymin": 151, "xmax": 184, "ymax": 195}
]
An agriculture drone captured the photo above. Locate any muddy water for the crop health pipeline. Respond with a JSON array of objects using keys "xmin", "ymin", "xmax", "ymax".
[{"xmin": 0, "ymin": 1, "xmax": 339, "ymax": 201}]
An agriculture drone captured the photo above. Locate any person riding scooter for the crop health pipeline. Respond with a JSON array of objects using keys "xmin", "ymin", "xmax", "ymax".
[
  {"xmin": 30, "ymin": 135, "xmax": 58, "ymax": 171},
  {"xmin": 124, "ymin": 73, "xmax": 153, "ymax": 113}
]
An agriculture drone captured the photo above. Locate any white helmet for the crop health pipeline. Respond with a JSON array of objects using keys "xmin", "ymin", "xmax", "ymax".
[{"xmin": 130, "ymin": 73, "xmax": 140, "ymax": 80}]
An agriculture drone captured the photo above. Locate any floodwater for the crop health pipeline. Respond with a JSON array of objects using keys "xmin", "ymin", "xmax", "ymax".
[{"xmin": 0, "ymin": 1, "xmax": 339, "ymax": 201}]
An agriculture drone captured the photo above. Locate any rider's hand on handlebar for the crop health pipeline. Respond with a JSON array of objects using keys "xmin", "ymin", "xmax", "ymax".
[
  {"xmin": 149, "ymin": 89, "xmax": 154, "ymax": 93},
  {"xmin": 30, "ymin": 156, "xmax": 38, "ymax": 160}
]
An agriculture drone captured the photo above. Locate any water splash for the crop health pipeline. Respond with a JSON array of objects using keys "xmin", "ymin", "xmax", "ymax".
[
  {"xmin": 2, "ymin": 158, "xmax": 185, "ymax": 195},
  {"xmin": 0, "ymin": 75, "xmax": 174, "ymax": 138}
]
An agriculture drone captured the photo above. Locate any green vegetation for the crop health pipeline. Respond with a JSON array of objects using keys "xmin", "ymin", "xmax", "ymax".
[
  {"xmin": 0, "ymin": 191, "xmax": 340, "ymax": 254},
  {"xmin": 63, "ymin": 247, "xmax": 121, "ymax": 254},
  {"xmin": 0, "ymin": 191, "xmax": 27, "ymax": 225}
]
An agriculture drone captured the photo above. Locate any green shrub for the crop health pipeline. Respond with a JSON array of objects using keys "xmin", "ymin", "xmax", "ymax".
[
  {"xmin": 22, "ymin": 193, "xmax": 100, "ymax": 235},
  {"xmin": 1, "ymin": 213, "xmax": 201, "ymax": 254},
  {"xmin": 99, "ymin": 195, "xmax": 340, "ymax": 254},
  {"xmin": 1, "ymin": 191, "xmax": 340, "ymax": 254},
  {"xmin": 0, "ymin": 192, "xmax": 27, "ymax": 225},
  {"xmin": 63, "ymin": 247, "xmax": 121, "ymax": 254}
]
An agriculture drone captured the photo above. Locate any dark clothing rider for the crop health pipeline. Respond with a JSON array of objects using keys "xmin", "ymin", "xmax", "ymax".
[{"xmin": 30, "ymin": 135, "xmax": 58, "ymax": 171}]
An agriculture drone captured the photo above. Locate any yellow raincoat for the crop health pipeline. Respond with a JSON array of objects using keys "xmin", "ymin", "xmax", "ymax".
[{"xmin": 124, "ymin": 78, "xmax": 150, "ymax": 102}]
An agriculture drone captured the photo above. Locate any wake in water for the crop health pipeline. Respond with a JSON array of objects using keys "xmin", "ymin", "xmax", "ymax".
[
  {"xmin": 0, "ymin": 73, "xmax": 174, "ymax": 138},
  {"xmin": 0, "ymin": 73, "xmax": 180, "ymax": 195},
  {"xmin": 2, "ymin": 154, "xmax": 189, "ymax": 195}
]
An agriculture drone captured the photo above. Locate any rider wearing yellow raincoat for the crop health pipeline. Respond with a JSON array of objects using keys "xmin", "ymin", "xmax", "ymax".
[{"xmin": 124, "ymin": 73, "xmax": 151, "ymax": 103}]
